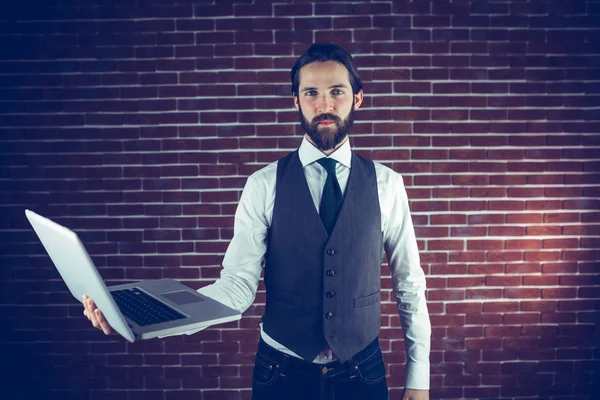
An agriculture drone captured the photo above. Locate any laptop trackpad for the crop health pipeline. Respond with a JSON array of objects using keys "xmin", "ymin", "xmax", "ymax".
[{"xmin": 162, "ymin": 291, "xmax": 205, "ymax": 305}]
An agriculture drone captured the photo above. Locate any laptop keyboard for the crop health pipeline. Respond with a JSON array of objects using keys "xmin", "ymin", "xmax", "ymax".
[{"xmin": 111, "ymin": 287, "xmax": 186, "ymax": 327}]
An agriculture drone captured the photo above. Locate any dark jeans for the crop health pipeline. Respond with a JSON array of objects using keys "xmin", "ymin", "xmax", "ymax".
[{"xmin": 252, "ymin": 338, "xmax": 389, "ymax": 400}]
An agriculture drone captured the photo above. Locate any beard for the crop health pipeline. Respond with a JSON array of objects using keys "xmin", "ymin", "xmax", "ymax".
[{"xmin": 299, "ymin": 103, "xmax": 356, "ymax": 151}]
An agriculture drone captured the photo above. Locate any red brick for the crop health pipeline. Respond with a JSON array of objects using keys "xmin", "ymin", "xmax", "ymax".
[
  {"xmin": 542, "ymin": 262, "xmax": 578, "ymax": 274},
  {"xmin": 483, "ymin": 301, "xmax": 519, "ymax": 312},
  {"xmin": 414, "ymin": 226, "xmax": 449, "ymax": 238},
  {"xmin": 453, "ymin": 175, "xmax": 489, "ymax": 186},
  {"xmin": 526, "ymin": 226, "xmax": 561, "ymax": 236},
  {"xmin": 523, "ymin": 276, "xmax": 559, "ymax": 286},
  {"xmin": 450, "ymin": 226, "xmax": 487, "ymax": 236},
  {"xmin": 557, "ymin": 300, "xmax": 595, "ymax": 311},
  {"xmin": 467, "ymin": 338, "xmax": 502, "ymax": 350},
  {"xmin": 527, "ymin": 173, "xmax": 564, "ymax": 185},
  {"xmin": 446, "ymin": 302, "xmax": 482, "ymax": 314},
  {"xmin": 506, "ymin": 312, "xmax": 541, "ymax": 324},
  {"xmin": 525, "ymin": 251, "xmax": 561, "ymax": 261},
  {"xmin": 564, "ymin": 199, "xmax": 599, "ymax": 210},
  {"xmin": 489, "ymin": 200, "xmax": 526, "ymax": 211},
  {"xmin": 546, "ymin": 212, "xmax": 582, "ymax": 223},
  {"xmin": 466, "ymin": 213, "xmax": 505, "ymax": 225},
  {"xmin": 466, "ymin": 289, "xmax": 503, "ymax": 300},
  {"xmin": 506, "ymin": 213, "xmax": 543, "ymax": 224},
  {"xmin": 428, "ymin": 240, "xmax": 464, "ymax": 251},
  {"xmin": 467, "ymin": 240, "xmax": 504, "ymax": 250},
  {"xmin": 541, "ymin": 288, "xmax": 578, "ymax": 299},
  {"xmin": 558, "ymin": 325, "xmax": 596, "ymax": 339},
  {"xmin": 449, "ymin": 251, "xmax": 486, "ymax": 262},
  {"xmin": 506, "ymin": 263, "xmax": 542, "ymax": 274},
  {"xmin": 429, "ymin": 289, "xmax": 465, "ymax": 301},
  {"xmin": 415, "ymin": 175, "xmax": 451, "ymax": 186},
  {"xmin": 487, "ymin": 251, "xmax": 523, "ymax": 262},
  {"xmin": 562, "ymin": 250, "xmax": 600, "ymax": 261},
  {"xmin": 504, "ymin": 288, "xmax": 540, "ymax": 299},
  {"xmin": 541, "ymin": 311, "xmax": 577, "ymax": 324},
  {"xmin": 486, "ymin": 275, "xmax": 521, "ymax": 287},
  {"xmin": 429, "ymin": 264, "xmax": 467, "ymax": 275},
  {"xmin": 448, "ymin": 277, "xmax": 485, "ymax": 287},
  {"xmin": 431, "ymin": 315, "xmax": 468, "ymax": 329},
  {"xmin": 563, "ymin": 224, "xmax": 600, "ymax": 235},
  {"xmin": 506, "ymin": 239, "xmax": 542, "ymax": 250},
  {"xmin": 411, "ymin": 200, "xmax": 449, "ymax": 212},
  {"xmin": 433, "ymin": 188, "xmax": 469, "ymax": 198}
]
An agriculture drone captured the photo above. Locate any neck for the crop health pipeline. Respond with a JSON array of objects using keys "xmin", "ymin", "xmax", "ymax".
[{"xmin": 304, "ymin": 134, "xmax": 348, "ymax": 156}]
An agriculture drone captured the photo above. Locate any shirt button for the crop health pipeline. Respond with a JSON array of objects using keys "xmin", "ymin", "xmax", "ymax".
[
  {"xmin": 325, "ymin": 312, "xmax": 334, "ymax": 319},
  {"xmin": 326, "ymin": 270, "xmax": 335, "ymax": 276},
  {"xmin": 321, "ymin": 367, "xmax": 328, "ymax": 375},
  {"xmin": 326, "ymin": 249, "xmax": 335, "ymax": 256},
  {"xmin": 326, "ymin": 291, "xmax": 335, "ymax": 298}
]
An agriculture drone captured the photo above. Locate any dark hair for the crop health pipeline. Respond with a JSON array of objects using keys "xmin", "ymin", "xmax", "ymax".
[{"xmin": 290, "ymin": 43, "xmax": 362, "ymax": 97}]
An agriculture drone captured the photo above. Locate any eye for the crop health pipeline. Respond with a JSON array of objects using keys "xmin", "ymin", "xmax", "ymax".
[
  {"xmin": 332, "ymin": 89, "xmax": 344, "ymax": 95},
  {"xmin": 305, "ymin": 90, "xmax": 317, "ymax": 96}
]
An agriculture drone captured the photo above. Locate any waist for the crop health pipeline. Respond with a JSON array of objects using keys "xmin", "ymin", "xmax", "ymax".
[
  {"xmin": 259, "ymin": 325, "xmax": 336, "ymax": 363},
  {"xmin": 257, "ymin": 336, "xmax": 381, "ymax": 378}
]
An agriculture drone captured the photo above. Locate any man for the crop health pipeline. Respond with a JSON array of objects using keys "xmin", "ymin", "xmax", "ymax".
[{"xmin": 84, "ymin": 43, "xmax": 431, "ymax": 400}]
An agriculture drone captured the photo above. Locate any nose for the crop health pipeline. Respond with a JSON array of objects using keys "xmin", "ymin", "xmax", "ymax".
[{"xmin": 317, "ymin": 94, "xmax": 334, "ymax": 114}]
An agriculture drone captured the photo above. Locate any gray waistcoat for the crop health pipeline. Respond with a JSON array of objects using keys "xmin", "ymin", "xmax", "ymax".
[{"xmin": 263, "ymin": 150, "xmax": 383, "ymax": 363}]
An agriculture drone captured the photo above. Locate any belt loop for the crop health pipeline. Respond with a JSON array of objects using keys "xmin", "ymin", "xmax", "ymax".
[
  {"xmin": 347, "ymin": 353, "xmax": 357, "ymax": 378},
  {"xmin": 279, "ymin": 352, "xmax": 289, "ymax": 377}
]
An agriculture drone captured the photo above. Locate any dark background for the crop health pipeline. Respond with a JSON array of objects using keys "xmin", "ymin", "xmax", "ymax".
[{"xmin": 1, "ymin": 1, "xmax": 599, "ymax": 399}]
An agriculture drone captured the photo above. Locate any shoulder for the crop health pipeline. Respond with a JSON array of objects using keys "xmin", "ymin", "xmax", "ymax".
[
  {"xmin": 246, "ymin": 160, "xmax": 278, "ymax": 187},
  {"xmin": 246, "ymin": 149, "xmax": 302, "ymax": 185},
  {"xmin": 372, "ymin": 160, "xmax": 408, "ymax": 194},
  {"xmin": 238, "ymin": 161, "xmax": 278, "ymax": 206},
  {"xmin": 372, "ymin": 159, "xmax": 405, "ymax": 183}
]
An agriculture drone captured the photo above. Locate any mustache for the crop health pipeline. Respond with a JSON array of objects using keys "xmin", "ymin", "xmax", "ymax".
[{"xmin": 313, "ymin": 113, "xmax": 340, "ymax": 124}]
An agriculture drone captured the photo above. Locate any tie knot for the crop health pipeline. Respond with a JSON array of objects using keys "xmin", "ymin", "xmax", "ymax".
[{"xmin": 317, "ymin": 158, "xmax": 337, "ymax": 174}]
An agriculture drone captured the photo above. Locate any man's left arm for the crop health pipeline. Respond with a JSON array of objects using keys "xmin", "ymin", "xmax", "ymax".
[{"xmin": 381, "ymin": 169, "xmax": 431, "ymax": 398}]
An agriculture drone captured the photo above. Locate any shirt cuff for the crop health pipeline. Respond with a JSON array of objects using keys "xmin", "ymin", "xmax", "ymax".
[{"xmin": 405, "ymin": 361, "xmax": 430, "ymax": 390}]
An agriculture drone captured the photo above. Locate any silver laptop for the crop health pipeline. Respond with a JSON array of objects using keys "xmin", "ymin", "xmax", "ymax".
[{"xmin": 25, "ymin": 209, "xmax": 241, "ymax": 342}]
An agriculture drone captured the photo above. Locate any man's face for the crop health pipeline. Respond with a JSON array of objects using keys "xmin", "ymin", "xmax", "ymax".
[{"xmin": 294, "ymin": 61, "xmax": 363, "ymax": 152}]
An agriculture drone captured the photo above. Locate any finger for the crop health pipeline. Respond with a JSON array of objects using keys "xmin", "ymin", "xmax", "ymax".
[
  {"xmin": 82, "ymin": 296, "xmax": 89, "ymax": 312},
  {"xmin": 83, "ymin": 307, "xmax": 93, "ymax": 321},
  {"xmin": 95, "ymin": 308, "xmax": 113, "ymax": 335},
  {"xmin": 88, "ymin": 298, "xmax": 98, "ymax": 313},
  {"xmin": 83, "ymin": 295, "xmax": 90, "ymax": 312},
  {"xmin": 84, "ymin": 297, "xmax": 94, "ymax": 319},
  {"xmin": 88, "ymin": 299, "xmax": 99, "ymax": 328}
]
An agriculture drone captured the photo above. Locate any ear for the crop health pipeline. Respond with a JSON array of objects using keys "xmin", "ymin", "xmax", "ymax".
[
  {"xmin": 293, "ymin": 95, "xmax": 299, "ymax": 110},
  {"xmin": 353, "ymin": 90, "xmax": 364, "ymax": 110}
]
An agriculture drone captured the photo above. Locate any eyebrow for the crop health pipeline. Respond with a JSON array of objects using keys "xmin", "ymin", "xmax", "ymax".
[{"xmin": 301, "ymin": 84, "xmax": 348, "ymax": 92}]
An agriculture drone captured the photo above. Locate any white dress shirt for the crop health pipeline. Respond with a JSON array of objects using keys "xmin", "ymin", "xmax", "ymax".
[{"xmin": 197, "ymin": 136, "xmax": 431, "ymax": 390}]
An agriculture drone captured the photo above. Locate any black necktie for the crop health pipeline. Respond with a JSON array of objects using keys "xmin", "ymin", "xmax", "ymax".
[{"xmin": 317, "ymin": 158, "xmax": 343, "ymax": 235}]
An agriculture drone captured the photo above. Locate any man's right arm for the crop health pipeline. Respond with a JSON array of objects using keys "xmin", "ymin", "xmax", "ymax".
[{"xmin": 82, "ymin": 169, "xmax": 272, "ymax": 337}]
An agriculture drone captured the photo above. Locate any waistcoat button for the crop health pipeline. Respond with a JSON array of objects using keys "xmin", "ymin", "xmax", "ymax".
[
  {"xmin": 326, "ymin": 270, "xmax": 335, "ymax": 276},
  {"xmin": 325, "ymin": 311, "xmax": 334, "ymax": 319},
  {"xmin": 326, "ymin": 249, "xmax": 335, "ymax": 256},
  {"xmin": 326, "ymin": 291, "xmax": 335, "ymax": 298}
]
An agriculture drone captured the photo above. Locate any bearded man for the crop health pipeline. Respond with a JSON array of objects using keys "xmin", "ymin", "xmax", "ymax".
[{"xmin": 83, "ymin": 43, "xmax": 431, "ymax": 400}]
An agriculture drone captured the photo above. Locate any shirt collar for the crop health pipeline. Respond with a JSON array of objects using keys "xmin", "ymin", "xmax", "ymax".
[{"xmin": 298, "ymin": 136, "xmax": 352, "ymax": 169}]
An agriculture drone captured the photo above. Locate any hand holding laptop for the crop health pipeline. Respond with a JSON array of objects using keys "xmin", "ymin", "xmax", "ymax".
[
  {"xmin": 83, "ymin": 294, "xmax": 118, "ymax": 336},
  {"xmin": 82, "ymin": 293, "xmax": 208, "ymax": 338},
  {"xmin": 25, "ymin": 209, "xmax": 241, "ymax": 342}
]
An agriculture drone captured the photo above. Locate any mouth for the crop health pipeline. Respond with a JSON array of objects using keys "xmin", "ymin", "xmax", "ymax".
[{"xmin": 317, "ymin": 120, "xmax": 335, "ymax": 126}]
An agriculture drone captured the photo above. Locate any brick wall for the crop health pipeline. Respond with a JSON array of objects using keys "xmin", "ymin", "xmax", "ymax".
[{"xmin": 1, "ymin": 1, "xmax": 599, "ymax": 399}]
